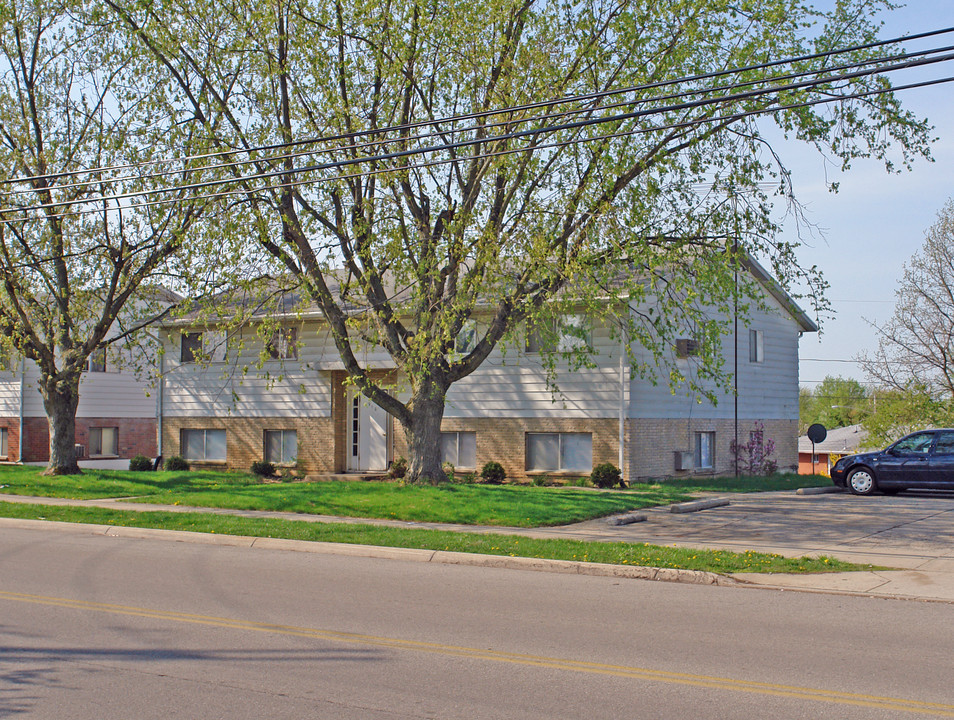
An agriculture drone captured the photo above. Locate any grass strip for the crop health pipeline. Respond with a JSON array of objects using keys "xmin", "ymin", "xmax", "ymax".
[
  {"xmin": 0, "ymin": 501, "xmax": 870, "ymax": 574},
  {"xmin": 0, "ymin": 466, "xmax": 835, "ymax": 528}
]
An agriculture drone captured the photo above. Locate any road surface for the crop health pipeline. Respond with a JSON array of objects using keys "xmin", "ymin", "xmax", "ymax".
[{"xmin": 2, "ymin": 525, "xmax": 952, "ymax": 718}]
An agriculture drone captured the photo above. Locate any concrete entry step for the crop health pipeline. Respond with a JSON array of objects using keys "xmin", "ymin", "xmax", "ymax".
[{"xmin": 303, "ymin": 473, "xmax": 389, "ymax": 482}]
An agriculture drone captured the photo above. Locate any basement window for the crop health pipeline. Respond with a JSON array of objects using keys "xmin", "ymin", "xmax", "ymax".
[
  {"xmin": 89, "ymin": 427, "xmax": 119, "ymax": 457},
  {"xmin": 181, "ymin": 429, "xmax": 227, "ymax": 461},
  {"xmin": 440, "ymin": 431, "xmax": 476, "ymax": 470},
  {"xmin": 526, "ymin": 432, "xmax": 592, "ymax": 472}
]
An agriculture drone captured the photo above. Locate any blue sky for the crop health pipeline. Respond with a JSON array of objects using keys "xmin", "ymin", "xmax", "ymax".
[{"xmin": 783, "ymin": 2, "xmax": 954, "ymax": 389}]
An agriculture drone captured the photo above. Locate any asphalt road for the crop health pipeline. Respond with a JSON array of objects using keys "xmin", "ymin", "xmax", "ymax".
[{"xmin": 3, "ymin": 525, "xmax": 954, "ymax": 719}]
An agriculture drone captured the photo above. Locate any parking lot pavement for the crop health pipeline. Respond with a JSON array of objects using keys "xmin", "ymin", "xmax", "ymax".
[
  {"xmin": 547, "ymin": 490, "xmax": 954, "ymax": 602},
  {"xmin": 555, "ymin": 490, "xmax": 954, "ymax": 560}
]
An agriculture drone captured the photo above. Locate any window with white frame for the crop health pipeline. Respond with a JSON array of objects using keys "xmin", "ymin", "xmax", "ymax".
[
  {"xmin": 526, "ymin": 432, "xmax": 592, "ymax": 472},
  {"xmin": 181, "ymin": 332, "xmax": 202, "ymax": 363},
  {"xmin": 0, "ymin": 427, "xmax": 8, "ymax": 458},
  {"xmin": 264, "ymin": 429, "xmax": 298, "ymax": 465},
  {"xmin": 749, "ymin": 329, "xmax": 764, "ymax": 363},
  {"xmin": 440, "ymin": 431, "xmax": 476, "ymax": 469},
  {"xmin": 526, "ymin": 315, "xmax": 591, "ymax": 354},
  {"xmin": 455, "ymin": 320, "xmax": 477, "ymax": 355},
  {"xmin": 88, "ymin": 347, "xmax": 107, "ymax": 372},
  {"xmin": 181, "ymin": 428, "xmax": 227, "ymax": 461},
  {"xmin": 267, "ymin": 327, "xmax": 298, "ymax": 360},
  {"xmin": 695, "ymin": 431, "xmax": 715, "ymax": 470},
  {"xmin": 89, "ymin": 427, "xmax": 119, "ymax": 457}
]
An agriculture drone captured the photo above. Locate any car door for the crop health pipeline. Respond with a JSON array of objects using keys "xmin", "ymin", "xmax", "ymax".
[
  {"xmin": 929, "ymin": 430, "xmax": 954, "ymax": 488},
  {"xmin": 877, "ymin": 431, "xmax": 935, "ymax": 488}
]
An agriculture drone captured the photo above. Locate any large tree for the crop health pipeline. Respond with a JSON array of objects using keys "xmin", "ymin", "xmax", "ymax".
[
  {"xmin": 859, "ymin": 199, "xmax": 954, "ymax": 398},
  {"xmin": 799, "ymin": 375, "xmax": 870, "ymax": 434},
  {"xmin": 110, "ymin": 0, "xmax": 931, "ymax": 482},
  {"xmin": 0, "ymin": 0, "xmax": 215, "ymax": 473}
]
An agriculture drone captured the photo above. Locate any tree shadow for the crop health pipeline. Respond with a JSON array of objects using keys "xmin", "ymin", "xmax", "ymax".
[{"xmin": 0, "ymin": 642, "xmax": 385, "ymax": 716}]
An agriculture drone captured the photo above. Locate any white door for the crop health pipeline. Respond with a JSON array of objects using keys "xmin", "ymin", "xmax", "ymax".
[{"xmin": 347, "ymin": 389, "xmax": 389, "ymax": 471}]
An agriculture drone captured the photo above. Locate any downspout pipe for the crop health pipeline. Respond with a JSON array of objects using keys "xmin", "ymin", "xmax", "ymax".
[
  {"xmin": 17, "ymin": 357, "xmax": 25, "ymax": 463},
  {"xmin": 619, "ymin": 335, "xmax": 625, "ymax": 478}
]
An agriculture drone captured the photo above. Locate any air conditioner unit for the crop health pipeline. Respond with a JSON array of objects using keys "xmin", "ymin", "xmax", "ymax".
[
  {"xmin": 673, "ymin": 451, "xmax": 693, "ymax": 471},
  {"xmin": 74, "ymin": 444, "xmax": 86, "ymax": 458}
]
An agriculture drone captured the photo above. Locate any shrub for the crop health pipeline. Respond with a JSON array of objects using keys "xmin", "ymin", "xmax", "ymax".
[
  {"xmin": 730, "ymin": 421, "xmax": 778, "ymax": 476},
  {"xmin": 442, "ymin": 461, "xmax": 455, "ymax": 480},
  {"xmin": 128, "ymin": 454, "xmax": 153, "ymax": 472},
  {"xmin": 456, "ymin": 472, "xmax": 477, "ymax": 484},
  {"xmin": 590, "ymin": 462, "xmax": 623, "ymax": 488},
  {"xmin": 165, "ymin": 456, "xmax": 189, "ymax": 472},
  {"xmin": 480, "ymin": 461, "xmax": 506, "ymax": 484},
  {"xmin": 251, "ymin": 460, "xmax": 275, "ymax": 477},
  {"xmin": 388, "ymin": 457, "xmax": 408, "ymax": 479},
  {"xmin": 531, "ymin": 474, "xmax": 549, "ymax": 487}
]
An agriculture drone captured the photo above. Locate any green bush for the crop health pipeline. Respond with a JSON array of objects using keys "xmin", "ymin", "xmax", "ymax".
[
  {"xmin": 480, "ymin": 461, "xmax": 506, "ymax": 484},
  {"xmin": 165, "ymin": 456, "xmax": 189, "ymax": 472},
  {"xmin": 590, "ymin": 462, "xmax": 623, "ymax": 488},
  {"xmin": 388, "ymin": 457, "xmax": 408, "ymax": 479},
  {"xmin": 251, "ymin": 461, "xmax": 275, "ymax": 477},
  {"xmin": 128, "ymin": 454, "xmax": 153, "ymax": 472},
  {"xmin": 455, "ymin": 472, "xmax": 477, "ymax": 484}
]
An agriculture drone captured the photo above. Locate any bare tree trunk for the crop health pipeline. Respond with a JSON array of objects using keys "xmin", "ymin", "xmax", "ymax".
[
  {"xmin": 402, "ymin": 380, "xmax": 448, "ymax": 484},
  {"xmin": 40, "ymin": 372, "xmax": 82, "ymax": 476}
]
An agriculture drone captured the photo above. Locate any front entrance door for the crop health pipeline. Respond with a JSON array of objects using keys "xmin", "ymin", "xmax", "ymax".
[{"xmin": 347, "ymin": 389, "xmax": 389, "ymax": 471}]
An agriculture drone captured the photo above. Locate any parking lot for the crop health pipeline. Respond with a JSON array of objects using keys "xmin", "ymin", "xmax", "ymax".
[{"xmin": 559, "ymin": 489, "xmax": 954, "ymax": 570}]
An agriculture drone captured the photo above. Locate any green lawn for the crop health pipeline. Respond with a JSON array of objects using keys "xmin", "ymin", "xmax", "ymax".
[
  {"xmin": 0, "ymin": 500, "xmax": 865, "ymax": 574},
  {"xmin": 0, "ymin": 466, "xmax": 833, "ymax": 527}
]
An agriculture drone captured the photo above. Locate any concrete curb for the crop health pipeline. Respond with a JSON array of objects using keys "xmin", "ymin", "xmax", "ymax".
[
  {"xmin": 607, "ymin": 512, "xmax": 647, "ymax": 526},
  {"xmin": 670, "ymin": 497, "xmax": 730, "ymax": 514},
  {"xmin": 0, "ymin": 516, "xmax": 737, "ymax": 587},
  {"xmin": 795, "ymin": 486, "xmax": 844, "ymax": 495}
]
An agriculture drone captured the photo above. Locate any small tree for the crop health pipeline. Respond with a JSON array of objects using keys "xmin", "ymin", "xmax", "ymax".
[
  {"xmin": 860, "ymin": 200, "xmax": 954, "ymax": 398},
  {"xmin": 730, "ymin": 422, "xmax": 777, "ymax": 475},
  {"xmin": 0, "ymin": 0, "xmax": 215, "ymax": 474}
]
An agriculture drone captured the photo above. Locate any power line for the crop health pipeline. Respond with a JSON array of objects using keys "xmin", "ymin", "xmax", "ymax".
[
  {"xmin": 4, "ymin": 37, "xmax": 952, "ymax": 205},
  {"xmin": 3, "ymin": 51, "xmax": 952, "ymax": 223},
  {"xmin": 4, "ymin": 25, "xmax": 951, "ymax": 195}
]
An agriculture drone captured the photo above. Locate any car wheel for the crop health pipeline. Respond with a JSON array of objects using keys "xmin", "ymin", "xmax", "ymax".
[{"xmin": 847, "ymin": 467, "xmax": 877, "ymax": 495}]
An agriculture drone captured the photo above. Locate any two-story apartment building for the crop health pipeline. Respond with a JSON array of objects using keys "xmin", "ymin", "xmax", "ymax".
[{"xmin": 157, "ymin": 259, "xmax": 816, "ymax": 481}]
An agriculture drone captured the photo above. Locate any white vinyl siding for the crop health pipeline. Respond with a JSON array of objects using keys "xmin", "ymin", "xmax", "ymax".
[
  {"xmin": 181, "ymin": 428, "xmax": 226, "ymax": 461},
  {"xmin": 526, "ymin": 432, "xmax": 592, "ymax": 472}
]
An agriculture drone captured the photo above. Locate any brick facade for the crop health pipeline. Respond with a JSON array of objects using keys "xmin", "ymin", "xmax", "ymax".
[
  {"xmin": 7, "ymin": 416, "xmax": 157, "ymax": 463},
  {"xmin": 0, "ymin": 419, "xmax": 19, "ymax": 462},
  {"xmin": 625, "ymin": 417, "xmax": 798, "ymax": 481},
  {"xmin": 162, "ymin": 416, "xmax": 336, "ymax": 473},
  {"xmin": 392, "ymin": 417, "xmax": 620, "ymax": 482}
]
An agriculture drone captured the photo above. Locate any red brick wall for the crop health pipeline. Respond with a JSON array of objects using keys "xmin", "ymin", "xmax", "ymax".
[
  {"xmin": 0, "ymin": 419, "xmax": 19, "ymax": 462},
  {"xmin": 16, "ymin": 416, "xmax": 157, "ymax": 462}
]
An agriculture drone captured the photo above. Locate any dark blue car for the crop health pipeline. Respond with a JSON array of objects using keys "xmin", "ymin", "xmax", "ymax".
[{"xmin": 830, "ymin": 429, "xmax": 954, "ymax": 495}]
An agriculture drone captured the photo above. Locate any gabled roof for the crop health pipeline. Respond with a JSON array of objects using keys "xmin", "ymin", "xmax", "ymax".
[
  {"xmin": 798, "ymin": 424, "xmax": 868, "ymax": 454},
  {"xmin": 162, "ymin": 253, "xmax": 818, "ymax": 332}
]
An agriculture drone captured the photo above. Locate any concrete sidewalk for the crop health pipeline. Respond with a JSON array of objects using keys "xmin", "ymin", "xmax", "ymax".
[{"xmin": 2, "ymin": 491, "xmax": 954, "ymax": 602}]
